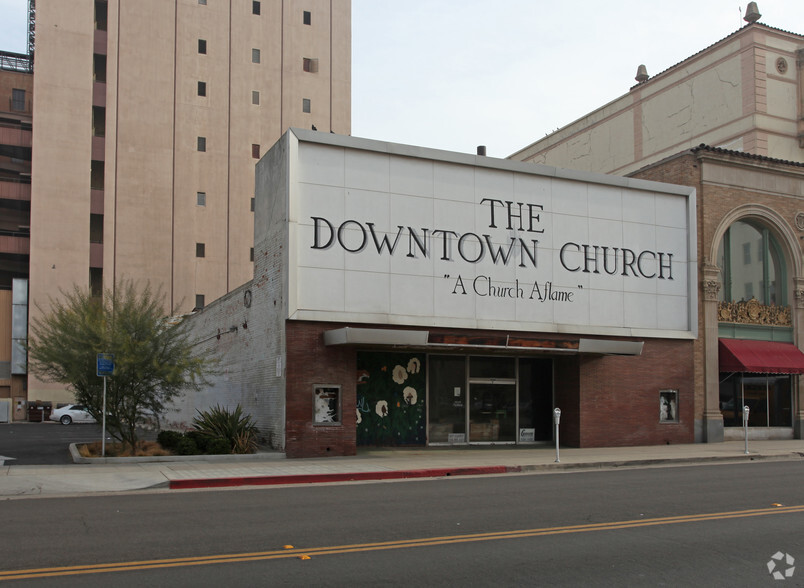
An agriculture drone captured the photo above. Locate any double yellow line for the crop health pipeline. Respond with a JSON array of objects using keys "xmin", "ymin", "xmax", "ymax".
[{"xmin": 2, "ymin": 504, "xmax": 801, "ymax": 581}]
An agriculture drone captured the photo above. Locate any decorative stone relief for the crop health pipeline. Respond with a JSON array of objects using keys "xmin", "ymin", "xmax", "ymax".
[
  {"xmin": 776, "ymin": 57, "xmax": 788, "ymax": 74},
  {"xmin": 703, "ymin": 280, "xmax": 721, "ymax": 301},
  {"xmin": 717, "ymin": 297, "xmax": 791, "ymax": 326},
  {"xmin": 796, "ymin": 212, "xmax": 804, "ymax": 231},
  {"xmin": 702, "ymin": 263, "xmax": 722, "ymax": 302}
]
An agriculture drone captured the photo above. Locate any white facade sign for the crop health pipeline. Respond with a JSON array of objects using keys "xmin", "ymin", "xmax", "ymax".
[{"xmin": 283, "ymin": 133, "xmax": 696, "ymax": 339}]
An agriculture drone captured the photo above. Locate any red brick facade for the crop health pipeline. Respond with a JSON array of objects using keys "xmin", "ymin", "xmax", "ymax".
[{"xmin": 283, "ymin": 321, "xmax": 695, "ymax": 456}]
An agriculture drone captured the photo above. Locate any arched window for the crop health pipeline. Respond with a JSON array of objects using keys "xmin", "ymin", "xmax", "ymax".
[{"xmin": 716, "ymin": 220, "xmax": 786, "ymax": 305}]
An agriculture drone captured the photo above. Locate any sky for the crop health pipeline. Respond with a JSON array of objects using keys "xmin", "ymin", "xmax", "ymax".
[{"xmin": 2, "ymin": 0, "xmax": 803, "ymax": 157}]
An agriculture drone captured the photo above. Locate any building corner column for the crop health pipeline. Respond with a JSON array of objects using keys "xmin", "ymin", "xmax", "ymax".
[
  {"xmin": 793, "ymin": 279, "xmax": 804, "ymax": 438},
  {"xmin": 796, "ymin": 49, "xmax": 804, "ymax": 149},
  {"xmin": 702, "ymin": 265, "xmax": 724, "ymax": 442}
]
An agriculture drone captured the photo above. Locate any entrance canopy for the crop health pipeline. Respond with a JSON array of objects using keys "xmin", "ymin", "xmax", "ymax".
[
  {"xmin": 719, "ymin": 338, "xmax": 804, "ymax": 374},
  {"xmin": 324, "ymin": 327, "xmax": 644, "ymax": 356}
]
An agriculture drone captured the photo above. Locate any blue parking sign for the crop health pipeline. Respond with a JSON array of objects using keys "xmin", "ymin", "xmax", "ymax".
[{"xmin": 97, "ymin": 353, "xmax": 115, "ymax": 377}]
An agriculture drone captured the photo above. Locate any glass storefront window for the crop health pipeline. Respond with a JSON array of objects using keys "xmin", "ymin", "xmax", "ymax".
[
  {"xmin": 428, "ymin": 356, "xmax": 467, "ymax": 443},
  {"xmin": 427, "ymin": 355, "xmax": 554, "ymax": 444},
  {"xmin": 719, "ymin": 372, "xmax": 792, "ymax": 427}
]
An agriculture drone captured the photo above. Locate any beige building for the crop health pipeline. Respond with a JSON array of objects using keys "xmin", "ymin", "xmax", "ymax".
[
  {"xmin": 511, "ymin": 17, "xmax": 804, "ymax": 172},
  {"xmin": 510, "ymin": 6, "xmax": 804, "ymax": 443},
  {"xmin": 25, "ymin": 0, "xmax": 351, "ymax": 405}
]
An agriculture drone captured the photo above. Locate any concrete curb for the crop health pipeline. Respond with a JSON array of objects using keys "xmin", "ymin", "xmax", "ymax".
[
  {"xmin": 169, "ymin": 465, "xmax": 516, "ymax": 489},
  {"xmin": 514, "ymin": 452, "xmax": 804, "ymax": 472},
  {"xmin": 68, "ymin": 443, "xmax": 286, "ymax": 464},
  {"xmin": 167, "ymin": 451, "xmax": 804, "ymax": 490}
]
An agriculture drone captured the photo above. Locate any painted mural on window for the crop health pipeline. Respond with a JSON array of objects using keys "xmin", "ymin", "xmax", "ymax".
[{"xmin": 356, "ymin": 352, "xmax": 426, "ymax": 446}]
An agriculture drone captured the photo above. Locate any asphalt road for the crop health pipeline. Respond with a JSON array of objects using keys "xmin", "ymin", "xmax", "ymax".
[
  {"xmin": 0, "ymin": 423, "xmax": 105, "ymax": 465},
  {"xmin": 1, "ymin": 460, "xmax": 803, "ymax": 586}
]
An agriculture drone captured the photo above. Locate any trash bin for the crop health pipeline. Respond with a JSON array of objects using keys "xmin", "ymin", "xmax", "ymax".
[{"xmin": 27, "ymin": 404, "xmax": 42, "ymax": 422}]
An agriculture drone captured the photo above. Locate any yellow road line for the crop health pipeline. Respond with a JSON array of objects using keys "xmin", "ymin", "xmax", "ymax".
[{"xmin": 2, "ymin": 505, "xmax": 802, "ymax": 581}]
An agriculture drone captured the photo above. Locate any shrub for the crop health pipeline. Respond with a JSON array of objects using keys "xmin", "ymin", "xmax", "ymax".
[
  {"xmin": 206, "ymin": 437, "xmax": 232, "ymax": 455},
  {"xmin": 186, "ymin": 430, "xmax": 210, "ymax": 453},
  {"xmin": 157, "ymin": 430, "xmax": 183, "ymax": 450},
  {"xmin": 192, "ymin": 404, "xmax": 259, "ymax": 454},
  {"xmin": 176, "ymin": 436, "xmax": 200, "ymax": 455}
]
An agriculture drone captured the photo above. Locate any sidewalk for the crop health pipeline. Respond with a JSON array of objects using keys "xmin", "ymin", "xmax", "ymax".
[{"xmin": 1, "ymin": 440, "xmax": 802, "ymax": 498}]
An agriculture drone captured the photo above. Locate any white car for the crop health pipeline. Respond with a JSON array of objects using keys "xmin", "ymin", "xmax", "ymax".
[{"xmin": 49, "ymin": 404, "xmax": 97, "ymax": 425}]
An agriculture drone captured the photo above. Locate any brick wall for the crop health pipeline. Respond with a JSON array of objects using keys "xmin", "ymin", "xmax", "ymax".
[
  {"xmin": 285, "ymin": 321, "xmax": 357, "ymax": 458},
  {"xmin": 168, "ymin": 138, "xmax": 291, "ymax": 449},
  {"xmin": 577, "ymin": 338, "xmax": 694, "ymax": 447}
]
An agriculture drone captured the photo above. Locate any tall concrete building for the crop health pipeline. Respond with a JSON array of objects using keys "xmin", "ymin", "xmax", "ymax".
[{"xmin": 20, "ymin": 0, "xmax": 351, "ymax": 405}]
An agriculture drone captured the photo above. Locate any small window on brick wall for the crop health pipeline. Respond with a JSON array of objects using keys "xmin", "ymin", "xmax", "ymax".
[
  {"xmin": 251, "ymin": 197, "xmax": 255, "ymax": 211},
  {"xmin": 252, "ymin": 90, "xmax": 260, "ymax": 105},
  {"xmin": 11, "ymin": 88, "xmax": 25, "ymax": 111},
  {"xmin": 252, "ymin": 144, "xmax": 260, "ymax": 159},
  {"xmin": 252, "ymin": 1, "xmax": 260, "ymax": 15},
  {"xmin": 198, "ymin": 39, "xmax": 207, "ymax": 54},
  {"xmin": 252, "ymin": 48, "xmax": 261, "ymax": 63},
  {"xmin": 197, "ymin": 81, "xmax": 207, "ymax": 96},
  {"xmin": 197, "ymin": 191, "xmax": 206, "ymax": 206},
  {"xmin": 302, "ymin": 98, "xmax": 311, "ymax": 113},
  {"xmin": 250, "ymin": 247, "xmax": 254, "ymax": 262},
  {"xmin": 195, "ymin": 294, "xmax": 205, "ymax": 309},
  {"xmin": 196, "ymin": 242, "xmax": 206, "ymax": 257},
  {"xmin": 303, "ymin": 10, "xmax": 311, "ymax": 25},
  {"xmin": 197, "ymin": 136, "xmax": 206, "ymax": 151}
]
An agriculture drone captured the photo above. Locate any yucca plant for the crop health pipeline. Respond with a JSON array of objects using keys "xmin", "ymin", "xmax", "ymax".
[{"xmin": 191, "ymin": 404, "xmax": 259, "ymax": 454}]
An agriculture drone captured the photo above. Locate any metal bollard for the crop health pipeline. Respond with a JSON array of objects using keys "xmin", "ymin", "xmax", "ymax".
[{"xmin": 553, "ymin": 408, "xmax": 561, "ymax": 463}]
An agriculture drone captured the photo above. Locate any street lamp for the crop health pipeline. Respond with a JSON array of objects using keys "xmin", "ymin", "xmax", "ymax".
[{"xmin": 553, "ymin": 408, "xmax": 561, "ymax": 463}]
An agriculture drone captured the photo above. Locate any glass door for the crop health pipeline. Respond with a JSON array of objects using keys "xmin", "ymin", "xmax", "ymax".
[{"xmin": 469, "ymin": 382, "xmax": 516, "ymax": 442}]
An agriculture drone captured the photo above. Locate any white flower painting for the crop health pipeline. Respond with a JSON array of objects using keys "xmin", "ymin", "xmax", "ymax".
[
  {"xmin": 375, "ymin": 400, "xmax": 389, "ymax": 417},
  {"xmin": 392, "ymin": 365, "xmax": 408, "ymax": 384}
]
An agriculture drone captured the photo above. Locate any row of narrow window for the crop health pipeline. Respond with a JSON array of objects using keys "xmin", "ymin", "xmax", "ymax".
[
  {"xmin": 195, "ymin": 192, "xmax": 255, "ymax": 211},
  {"xmin": 195, "ymin": 84, "xmax": 312, "ymax": 113},
  {"xmin": 196, "ymin": 138, "xmax": 263, "ymax": 158},
  {"xmin": 197, "ymin": 0, "xmax": 312, "ymax": 24},
  {"xmin": 195, "ymin": 243, "xmax": 254, "ymax": 261},
  {"xmin": 198, "ymin": 40, "xmax": 318, "ymax": 71}
]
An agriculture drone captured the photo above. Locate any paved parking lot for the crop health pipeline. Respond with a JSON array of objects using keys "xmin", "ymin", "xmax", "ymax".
[{"xmin": 1, "ymin": 422, "xmax": 106, "ymax": 465}]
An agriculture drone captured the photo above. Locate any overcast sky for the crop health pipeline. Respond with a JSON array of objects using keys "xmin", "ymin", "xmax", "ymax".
[{"xmin": 2, "ymin": 0, "xmax": 803, "ymax": 157}]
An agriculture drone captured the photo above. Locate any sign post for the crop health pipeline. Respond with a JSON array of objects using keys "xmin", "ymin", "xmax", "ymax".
[{"xmin": 96, "ymin": 353, "xmax": 115, "ymax": 457}]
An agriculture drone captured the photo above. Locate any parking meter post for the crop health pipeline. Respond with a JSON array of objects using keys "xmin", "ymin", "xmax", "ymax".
[
  {"xmin": 743, "ymin": 405, "xmax": 750, "ymax": 455},
  {"xmin": 553, "ymin": 408, "xmax": 561, "ymax": 463}
]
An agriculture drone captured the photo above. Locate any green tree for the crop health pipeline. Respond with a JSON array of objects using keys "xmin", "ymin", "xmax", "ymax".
[{"xmin": 27, "ymin": 281, "xmax": 214, "ymax": 451}]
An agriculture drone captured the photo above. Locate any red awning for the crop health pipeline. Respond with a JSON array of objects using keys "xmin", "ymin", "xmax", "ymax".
[{"xmin": 719, "ymin": 339, "xmax": 804, "ymax": 374}]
